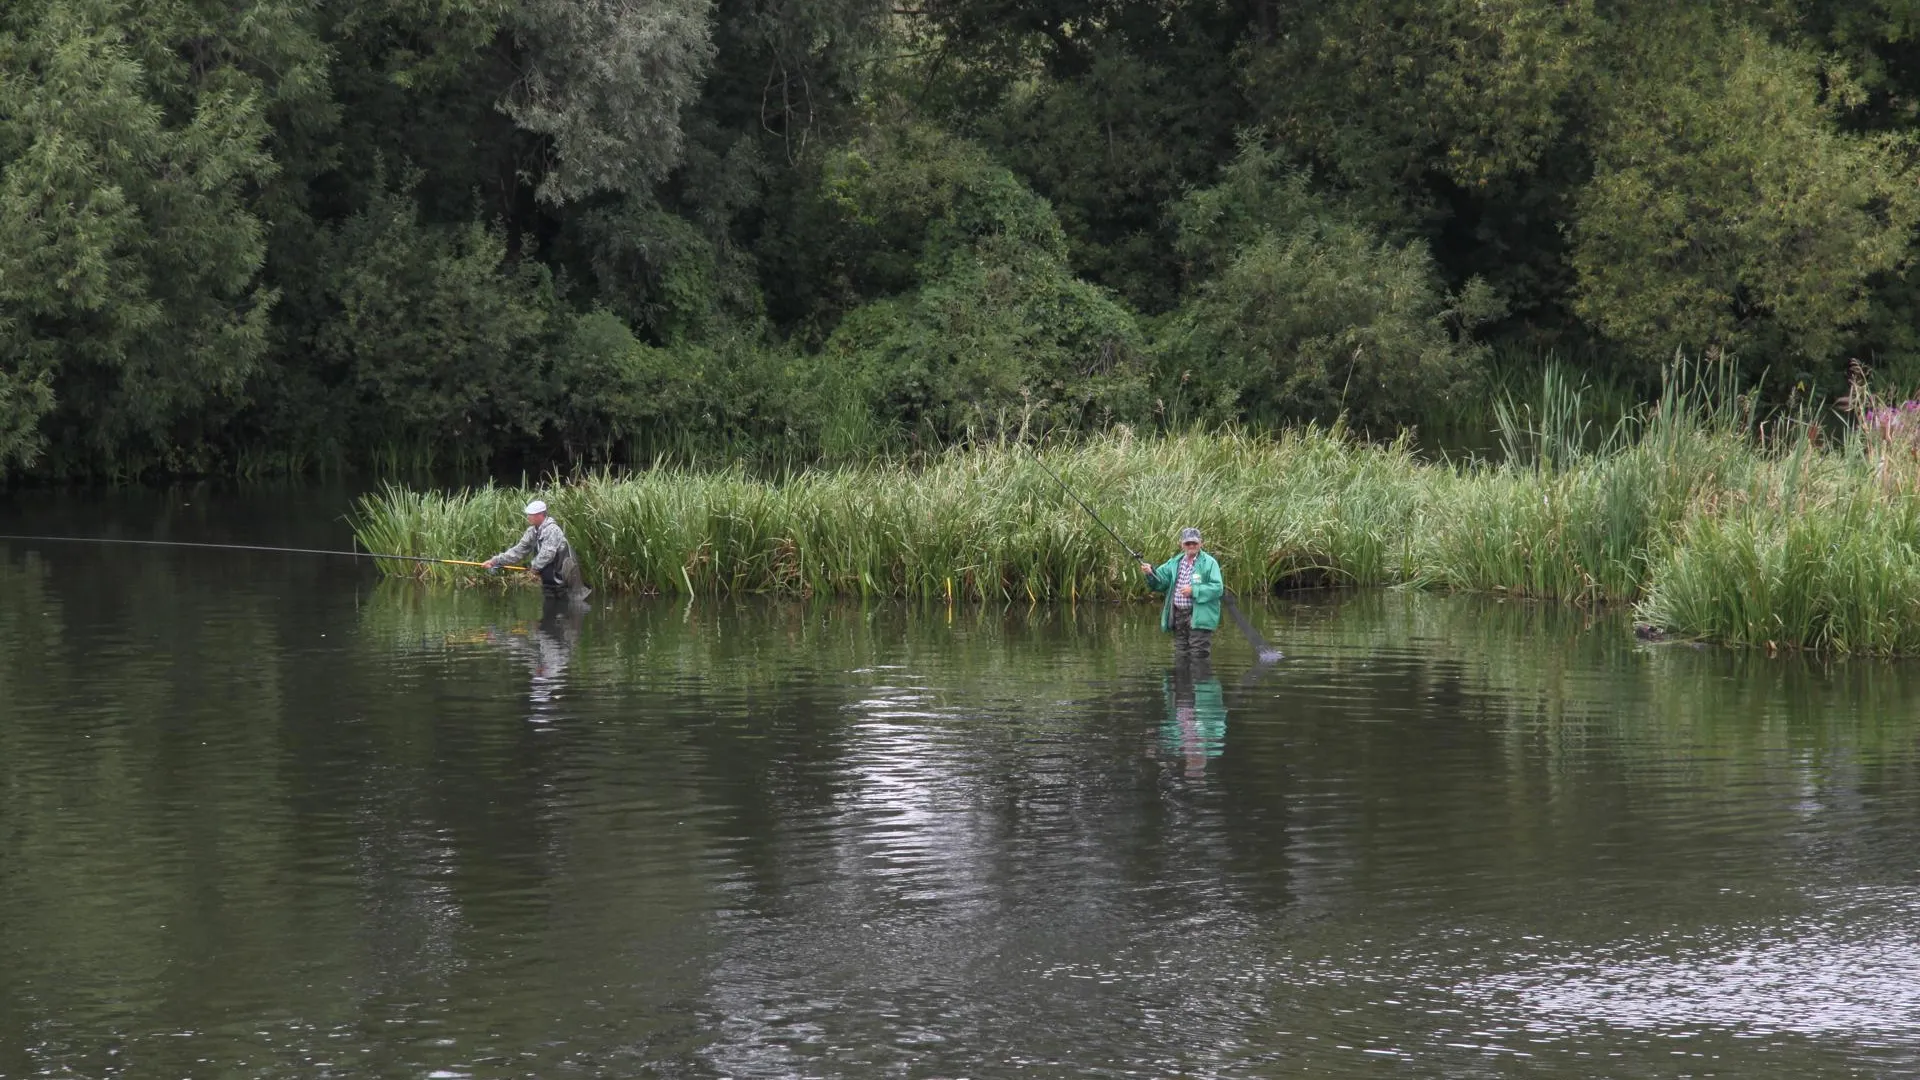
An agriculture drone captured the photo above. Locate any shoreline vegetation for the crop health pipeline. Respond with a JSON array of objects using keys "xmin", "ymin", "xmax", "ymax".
[{"xmin": 355, "ymin": 368, "xmax": 1920, "ymax": 656}]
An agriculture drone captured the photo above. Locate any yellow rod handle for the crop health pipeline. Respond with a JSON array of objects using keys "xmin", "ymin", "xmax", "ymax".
[{"xmin": 428, "ymin": 558, "xmax": 531, "ymax": 571}]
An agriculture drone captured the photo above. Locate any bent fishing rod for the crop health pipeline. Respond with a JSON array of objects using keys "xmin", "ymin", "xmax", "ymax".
[
  {"xmin": 1030, "ymin": 451, "xmax": 1282, "ymax": 662},
  {"xmin": 1030, "ymin": 454, "xmax": 1146, "ymax": 563},
  {"xmin": 0, "ymin": 534, "xmax": 527, "ymax": 572}
]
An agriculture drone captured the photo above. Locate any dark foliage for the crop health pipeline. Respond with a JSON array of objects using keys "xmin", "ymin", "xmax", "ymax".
[{"xmin": 5, "ymin": 0, "xmax": 1920, "ymax": 478}]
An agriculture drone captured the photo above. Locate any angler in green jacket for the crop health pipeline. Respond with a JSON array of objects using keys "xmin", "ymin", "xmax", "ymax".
[{"xmin": 1139, "ymin": 527, "xmax": 1223, "ymax": 660}]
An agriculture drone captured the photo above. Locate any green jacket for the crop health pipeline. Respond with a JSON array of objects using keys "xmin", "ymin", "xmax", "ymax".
[{"xmin": 1144, "ymin": 549, "xmax": 1223, "ymax": 631}]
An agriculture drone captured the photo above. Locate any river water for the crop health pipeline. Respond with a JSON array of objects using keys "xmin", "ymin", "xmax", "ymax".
[{"xmin": 4, "ymin": 491, "xmax": 1920, "ymax": 1078}]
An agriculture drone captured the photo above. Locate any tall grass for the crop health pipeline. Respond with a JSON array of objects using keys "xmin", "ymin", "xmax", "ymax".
[
  {"xmin": 1636, "ymin": 427, "xmax": 1920, "ymax": 655},
  {"xmin": 352, "ymin": 366, "xmax": 1920, "ymax": 653}
]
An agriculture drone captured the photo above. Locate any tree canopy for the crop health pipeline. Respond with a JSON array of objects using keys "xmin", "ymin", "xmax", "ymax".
[{"xmin": 5, "ymin": 0, "xmax": 1920, "ymax": 477}]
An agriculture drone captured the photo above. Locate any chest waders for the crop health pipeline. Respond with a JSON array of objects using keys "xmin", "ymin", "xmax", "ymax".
[
  {"xmin": 540, "ymin": 544, "xmax": 588, "ymax": 599},
  {"xmin": 539, "ymin": 544, "xmax": 571, "ymax": 593}
]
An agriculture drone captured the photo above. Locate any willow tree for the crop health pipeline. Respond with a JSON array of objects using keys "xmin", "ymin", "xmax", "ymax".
[{"xmin": 506, "ymin": 0, "xmax": 716, "ymax": 203}]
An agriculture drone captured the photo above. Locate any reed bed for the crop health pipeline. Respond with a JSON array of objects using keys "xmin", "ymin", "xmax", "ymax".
[{"xmin": 353, "ymin": 387, "xmax": 1920, "ymax": 654}]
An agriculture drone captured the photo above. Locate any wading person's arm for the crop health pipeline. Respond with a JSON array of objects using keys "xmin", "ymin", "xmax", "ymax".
[
  {"xmin": 485, "ymin": 527, "xmax": 537, "ymax": 571},
  {"xmin": 1141, "ymin": 557, "xmax": 1170, "ymax": 591}
]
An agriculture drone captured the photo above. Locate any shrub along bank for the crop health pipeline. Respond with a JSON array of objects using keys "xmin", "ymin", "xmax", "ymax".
[{"xmin": 353, "ymin": 397, "xmax": 1920, "ymax": 655}]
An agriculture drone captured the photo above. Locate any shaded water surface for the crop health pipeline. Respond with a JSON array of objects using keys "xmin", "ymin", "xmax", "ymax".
[{"xmin": 5, "ymin": 492, "xmax": 1920, "ymax": 1078}]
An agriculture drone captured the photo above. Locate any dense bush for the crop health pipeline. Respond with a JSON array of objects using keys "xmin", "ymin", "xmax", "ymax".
[
  {"xmin": 1155, "ymin": 145, "xmax": 1501, "ymax": 430},
  {"xmin": 814, "ymin": 125, "xmax": 1148, "ymax": 444}
]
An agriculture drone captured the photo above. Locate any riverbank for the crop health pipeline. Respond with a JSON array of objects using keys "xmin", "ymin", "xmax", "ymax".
[{"xmin": 352, "ymin": 398, "xmax": 1920, "ymax": 654}]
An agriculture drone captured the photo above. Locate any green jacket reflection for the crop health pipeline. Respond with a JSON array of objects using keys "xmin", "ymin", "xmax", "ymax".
[
  {"xmin": 1144, "ymin": 550, "xmax": 1223, "ymax": 631},
  {"xmin": 1161, "ymin": 672, "xmax": 1227, "ymax": 759}
]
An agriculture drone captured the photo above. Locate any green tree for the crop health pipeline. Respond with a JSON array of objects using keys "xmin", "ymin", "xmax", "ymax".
[
  {"xmin": 0, "ymin": 0, "xmax": 311, "ymax": 475},
  {"xmin": 815, "ymin": 124, "xmax": 1148, "ymax": 443},
  {"xmin": 315, "ymin": 183, "xmax": 556, "ymax": 461},
  {"xmin": 9, "ymin": 0, "xmax": 1920, "ymax": 479},
  {"xmin": 1157, "ymin": 143, "xmax": 1500, "ymax": 430},
  {"xmin": 1238, "ymin": 0, "xmax": 1595, "ymax": 223},
  {"xmin": 572, "ymin": 192, "xmax": 767, "ymax": 344},
  {"xmin": 545, "ymin": 309, "xmax": 676, "ymax": 456},
  {"xmin": 981, "ymin": 45, "xmax": 1243, "ymax": 313},
  {"xmin": 1569, "ymin": 19, "xmax": 1920, "ymax": 377},
  {"xmin": 506, "ymin": 0, "xmax": 717, "ymax": 203}
]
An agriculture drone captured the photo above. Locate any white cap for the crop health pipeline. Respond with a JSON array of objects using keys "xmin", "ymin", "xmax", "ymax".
[{"xmin": 524, "ymin": 499, "xmax": 548, "ymax": 515}]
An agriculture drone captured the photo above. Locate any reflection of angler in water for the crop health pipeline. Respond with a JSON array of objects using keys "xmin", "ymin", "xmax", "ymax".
[
  {"xmin": 1162, "ymin": 661, "xmax": 1227, "ymax": 778},
  {"xmin": 485, "ymin": 594, "xmax": 586, "ymax": 719}
]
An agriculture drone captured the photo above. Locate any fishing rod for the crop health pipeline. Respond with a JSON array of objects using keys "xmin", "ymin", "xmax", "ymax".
[
  {"xmin": 0, "ymin": 534, "xmax": 527, "ymax": 572},
  {"xmin": 1030, "ymin": 451, "xmax": 1282, "ymax": 663},
  {"xmin": 1030, "ymin": 453, "xmax": 1145, "ymax": 563}
]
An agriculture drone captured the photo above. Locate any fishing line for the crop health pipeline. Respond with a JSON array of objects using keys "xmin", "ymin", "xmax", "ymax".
[{"xmin": 0, "ymin": 534, "xmax": 525, "ymax": 571}]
